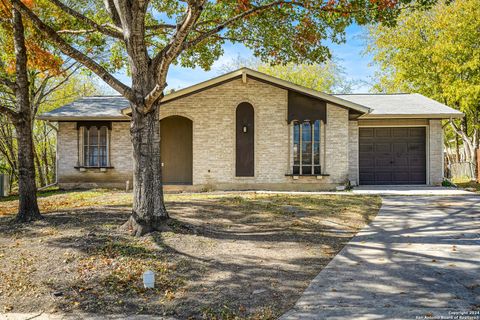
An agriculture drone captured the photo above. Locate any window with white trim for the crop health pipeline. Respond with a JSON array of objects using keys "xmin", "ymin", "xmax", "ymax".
[
  {"xmin": 79, "ymin": 125, "xmax": 110, "ymax": 167},
  {"xmin": 292, "ymin": 120, "xmax": 321, "ymax": 175}
]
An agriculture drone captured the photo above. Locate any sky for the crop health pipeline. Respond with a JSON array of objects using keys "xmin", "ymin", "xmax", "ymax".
[{"xmin": 107, "ymin": 23, "xmax": 376, "ymax": 94}]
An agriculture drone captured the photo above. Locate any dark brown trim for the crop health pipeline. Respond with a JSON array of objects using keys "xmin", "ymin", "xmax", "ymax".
[
  {"xmin": 76, "ymin": 121, "xmax": 112, "ymax": 129},
  {"xmin": 285, "ymin": 174, "xmax": 330, "ymax": 177}
]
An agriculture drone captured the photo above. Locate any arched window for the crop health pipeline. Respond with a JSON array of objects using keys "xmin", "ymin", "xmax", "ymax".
[
  {"xmin": 293, "ymin": 120, "xmax": 321, "ymax": 175},
  {"xmin": 78, "ymin": 123, "xmax": 110, "ymax": 167}
]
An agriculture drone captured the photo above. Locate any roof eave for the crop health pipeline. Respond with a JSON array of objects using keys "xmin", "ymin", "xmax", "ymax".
[
  {"xmin": 38, "ymin": 116, "xmax": 130, "ymax": 121},
  {"xmin": 359, "ymin": 113, "xmax": 464, "ymax": 119}
]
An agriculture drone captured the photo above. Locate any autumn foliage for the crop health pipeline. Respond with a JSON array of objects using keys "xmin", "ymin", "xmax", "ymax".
[{"xmin": 0, "ymin": 0, "xmax": 63, "ymax": 75}]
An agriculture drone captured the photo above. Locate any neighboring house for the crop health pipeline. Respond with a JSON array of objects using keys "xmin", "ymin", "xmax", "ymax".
[{"xmin": 39, "ymin": 68, "xmax": 463, "ymax": 190}]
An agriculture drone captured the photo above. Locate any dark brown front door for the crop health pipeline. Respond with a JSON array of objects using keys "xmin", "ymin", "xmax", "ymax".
[
  {"xmin": 236, "ymin": 102, "xmax": 254, "ymax": 177},
  {"xmin": 359, "ymin": 127, "xmax": 426, "ymax": 185},
  {"xmin": 160, "ymin": 116, "xmax": 193, "ymax": 184}
]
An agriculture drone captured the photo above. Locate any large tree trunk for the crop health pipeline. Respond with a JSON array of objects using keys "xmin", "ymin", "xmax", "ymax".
[
  {"xmin": 121, "ymin": 101, "xmax": 168, "ymax": 236},
  {"xmin": 14, "ymin": 119, "xmax": 42, "ymax": 222},
  {"xmin": 12, "ymin": 8, "xmax": 42, "ymax": 222}
]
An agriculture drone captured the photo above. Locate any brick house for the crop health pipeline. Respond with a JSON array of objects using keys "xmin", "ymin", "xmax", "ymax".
[{"xmin": 39, "ymin": 68, "xmax": 463, "ymax": 190}]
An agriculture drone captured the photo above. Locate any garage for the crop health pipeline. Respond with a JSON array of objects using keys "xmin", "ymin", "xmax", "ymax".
[{"xmin": 359, "ymin": 127, "xmax": 427, "ymax": 185}]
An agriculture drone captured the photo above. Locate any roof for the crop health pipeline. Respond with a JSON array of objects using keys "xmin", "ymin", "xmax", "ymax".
[
  {"xmin": 335, "ymin": 93, "xmax": 463, "ymax": 119},
  {"xmin": 39, "ymin": 96, "xmax": 130, "ymax": 121},
  {"xmin": 39, "ymin": 68, "xmax": 463, "ymax": 121},
  {"xmin": 122, "ymin": 68, "xmax": 371, "ymax": 115}
]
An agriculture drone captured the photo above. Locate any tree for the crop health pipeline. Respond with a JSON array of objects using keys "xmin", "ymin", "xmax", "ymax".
[
  {"xmin": 366, "ymin": 0, "xmax": 480, "ymax": 173},
  {"xmin": 0, "ymin": 1, "xmax": 87, "ymax": 221},
  {"xmin": 0, "ymin": 6, "xmax": 44, "ymax": 221},
  {"xmin": 12, "ymin": 0, "xmax": 437, "ymax": 235}
]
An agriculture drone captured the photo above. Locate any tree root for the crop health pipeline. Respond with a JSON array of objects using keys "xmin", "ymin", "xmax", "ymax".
[
  {"xmin": 120, "ymin": 215, "xmax": 168, "ymax": 237},
  {"xmin": 14, "ymin": 208, "xmax": 43, "ymax": 223}
]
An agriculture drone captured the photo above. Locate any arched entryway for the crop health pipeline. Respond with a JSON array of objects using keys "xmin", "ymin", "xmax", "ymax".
[
  {"xmin": 160, "ymin": 116, "xmax": 193, "ymax": 184},
  {"xmin": 236, "ymin": 102, "xmax": 254, "ymax": 177}
]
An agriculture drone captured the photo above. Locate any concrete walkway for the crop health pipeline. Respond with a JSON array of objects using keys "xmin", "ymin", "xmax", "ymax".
[
  {"xmin": 257, "ymin": 186, "xmax": 473, "ymax": 196},
  {"xmin": 281, "ymin": 195, "xmax": 480, "ymax": 320}
]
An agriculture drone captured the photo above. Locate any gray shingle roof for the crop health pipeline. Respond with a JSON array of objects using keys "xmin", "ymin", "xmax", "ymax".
[
  {"xmin": 39, "ymin": 89, "xmax": 463, "ymax": 121},
  {"xmin": 39, "ymin": 96, "xmax": 130, "ymax": 120},
  {"xmin": 334, "ymin": 93, "xmax": 463, "ymax": 118}
]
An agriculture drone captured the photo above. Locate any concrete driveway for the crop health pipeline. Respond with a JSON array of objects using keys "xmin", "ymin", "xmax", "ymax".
[{"xmin": 281, "ymin": 195, "xmax": 480, "ymax": 320}]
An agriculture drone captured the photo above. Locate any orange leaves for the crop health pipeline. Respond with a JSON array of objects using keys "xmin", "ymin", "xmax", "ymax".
[
  {"xmin": 0, "ymin": 0, "xmax": 11, "ymax": 19},
  {"xmin": 0, "ymin": 0, "xmax": 34, "ymax": 18},
  {"xmin": 25, "ymin": 41, "xmax": 64, "ymax": 74},
  {"xmin": 3, "ymin": 40, "xmax": 64, "ymax": 75},
  {"xmin": 369, "ymin": 0, "xmax": 399, "ymax": 10},
  {"xmin": 237, "ymin": 0, "xmax": 251, "ymax": 12}
]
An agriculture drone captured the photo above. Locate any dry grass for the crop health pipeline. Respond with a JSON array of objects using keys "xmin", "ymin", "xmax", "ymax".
[
  {"xmin": 0, "ymin": 190, "xmax": 381, "ymax": 319},
  {"xmin": 452, "ymin": 178, "xmax": 480, "ymax": 193}
]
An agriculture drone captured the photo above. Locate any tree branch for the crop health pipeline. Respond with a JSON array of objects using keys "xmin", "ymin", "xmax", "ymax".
[
  {"xmin": 183, "ymin": 1, "xmax": 298, "ymax": 50},
  {"xmin": 0, "ymin": 105, "xmax": 19, "ymax": 122},
  {"xmin": 0, "ymin": 77, "xmax": 17, "ymax": 91},
  {"xmin": 147, "ymin": 0, "xmax": 207, "ymax": 111},
  {"xmin": 145, "ymin": 23, "xmax": 177, "ymax": 30},
  {"xmin": 11, "ymin": 0, "xmax": 136, "ymax": 103},
  {"xmin": 47, "ymin": 0, "xmax": 124, "ymax": 39}
]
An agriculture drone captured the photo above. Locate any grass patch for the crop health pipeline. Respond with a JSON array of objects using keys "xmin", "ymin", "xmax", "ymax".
[{"xmin": 452, "ymin": 178, "xmax": 480, "ymax": 192}]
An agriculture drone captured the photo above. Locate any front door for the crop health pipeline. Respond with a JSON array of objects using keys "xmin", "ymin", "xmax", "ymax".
[{"xmin": 160, "ymin": 116, "xmax": 193, "ymax": 184}]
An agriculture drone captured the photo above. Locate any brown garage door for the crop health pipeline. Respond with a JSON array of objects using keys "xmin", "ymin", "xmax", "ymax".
[{"xmin": 359, "ymin": 127, "xmax": 426, "ymax": 185}]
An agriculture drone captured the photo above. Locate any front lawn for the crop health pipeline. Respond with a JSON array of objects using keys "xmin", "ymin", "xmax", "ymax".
[
  {"xmin": 452, "ymin": 178, "xmax": 480, "ymax": 193},
  {"xmin": 0, "ymin": 190, "xmax": 381, "ymax": 319}
]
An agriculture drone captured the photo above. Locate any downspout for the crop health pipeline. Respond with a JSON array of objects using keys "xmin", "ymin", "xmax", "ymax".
[{"xmin": 38, "ymin": 120, "xmax": 58, "ymax": 190}]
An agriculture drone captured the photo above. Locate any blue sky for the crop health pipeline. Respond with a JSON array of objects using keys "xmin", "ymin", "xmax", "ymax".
[{"xmin": 108, "ymin": 23, "xmax": 376, "ymax": 94}]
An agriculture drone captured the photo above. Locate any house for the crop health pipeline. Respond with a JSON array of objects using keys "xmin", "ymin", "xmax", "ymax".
[{"xmin": 39, "ymin": 68, "xmax": 463, "ymax": 190}]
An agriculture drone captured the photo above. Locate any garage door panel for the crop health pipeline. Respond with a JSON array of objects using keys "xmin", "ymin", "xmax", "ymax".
[
  {"xmin": 375, "ymin": 157, "xmax": 393, "ymax": 167},
  {"xmin": 375, "ymin": 128, "xmax": 391, "ymax": 137},
  {"xmin": 359, "ymin": 127, "xmax": 426, "ymax": 185},
  {"xmin": 359, "ymin": 157, "xmax": 375, "ymax": 167},
  {"xmin": 409, "ymin": 127, "xmax": 426, "ymax": 137},
  {"xmin": 393, "ymin": 143, "xmax": 408, "ymax": 153},
  {"xmin": 359, "ymin": 143, "xmax": 374, "ymax": 153},
  {"xmin": 392, "ymin": 127, "xmax": 409, "ymax": 137},
  {"xmin": 359, "ymin": 128, "xmax": 374, "ymax": 138},
  {"xmin": 393, "ymin": 157, "xmax": 409, "ymax": 166},
  {"xmin": 408, "ymin": 142, "xmax": 425, "ymax": 153},
  {"xmin": 375, "ymin": 143, "xmax": 392, "ymax": 153}
]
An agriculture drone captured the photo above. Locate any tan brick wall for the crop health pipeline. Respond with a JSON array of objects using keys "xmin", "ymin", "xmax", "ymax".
[
  {"xmin": 57, "ymin": 121, "xmax": 133, "ymax": 189},
  {"xmin": 429, "ymin": 119, "xmax": 444, "ymax": 185},
  {"xmin": 55, "ymin": 78, "xmax": 446, "ymax": 189},
  {"xmin": 348, "ymin": 120, "xmax": 359, "ymax": 185},
  {"xmin": 324, "ymin": 104, "xmax": 349, "ymax": 184}
]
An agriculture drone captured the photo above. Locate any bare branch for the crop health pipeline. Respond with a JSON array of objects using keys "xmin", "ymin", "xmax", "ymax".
[
  {"xmin": 47, "ymin": 0, "xmax": 124, "ymax": 39},
  {"xmin": 11, "ymin": 0, "xmax": 136, "ymax": 103}
]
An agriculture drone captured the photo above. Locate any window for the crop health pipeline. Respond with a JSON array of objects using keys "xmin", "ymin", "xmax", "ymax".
[
  {"xmin": 292, "ymin": 120, "xmax": 321, "ymax": 175},
  {"xmin": 79, "ymin": 125, "xmax": 110, "ymax": 167}
]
